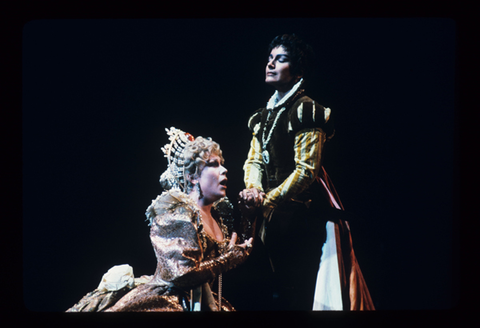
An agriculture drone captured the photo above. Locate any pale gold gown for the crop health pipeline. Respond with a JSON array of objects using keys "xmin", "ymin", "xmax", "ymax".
[{"xmin": 66, "ymin": 189, "xmax": 251, "ymax": 312}]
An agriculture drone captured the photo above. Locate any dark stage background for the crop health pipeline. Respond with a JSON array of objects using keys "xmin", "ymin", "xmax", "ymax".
[{"xmin": 22, "ymin": 18, "xmax": 457, "ymax": 312}]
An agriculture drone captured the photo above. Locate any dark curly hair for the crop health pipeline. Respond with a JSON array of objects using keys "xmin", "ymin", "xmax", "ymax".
[{"xmin": 268, "ymin": 34, "xmax": 315, "ymax": 82}]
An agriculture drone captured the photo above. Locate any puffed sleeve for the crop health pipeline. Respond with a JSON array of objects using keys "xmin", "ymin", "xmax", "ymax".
[
  {"xmin": 262, "ymin": 128, "xmax": 326, "ymax": 210},
  {"xmin": 262, "ymin": 99, "xmax": 334, "ymax": 211},
  {"xmin": 243, "ymin": 109, "xmax": 265, "ymax": 191},
  {"xmin": 147, "ymin": 191, "xmax": 249, "ymax": 289},
  {"xmin": 286, "ymin": 98, "xmax": 334, "ymax": 138}
]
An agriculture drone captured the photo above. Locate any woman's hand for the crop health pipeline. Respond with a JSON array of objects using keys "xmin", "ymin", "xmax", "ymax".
[
  {"xmin": 229, "ymin": 232, "xmax": 253, "ymax": 252},
  {"xmin": 237, "ymin": 188, "xmax": 265, "ymax": 215}
]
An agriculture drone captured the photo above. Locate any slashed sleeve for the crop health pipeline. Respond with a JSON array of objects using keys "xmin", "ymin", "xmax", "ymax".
[
  {"xmin": 262, "ymin": 129, "xmax": 325, "ymax": 209},
  {"xmin": 263, "ymin": 100, "xmax": 333, "ymax": 210},
  {"xmin": 243, "ymin": 110, "xmax": 265, "ymax": 191}
]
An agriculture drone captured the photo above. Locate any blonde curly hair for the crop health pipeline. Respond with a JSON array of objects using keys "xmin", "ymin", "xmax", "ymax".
[
  {"xmin": 183, "ymin": 136, "xmax": 224, "ymax": 193},
  {"xmin": 160, "ymin": 136, "xmax": 224, "ymax": 193}
]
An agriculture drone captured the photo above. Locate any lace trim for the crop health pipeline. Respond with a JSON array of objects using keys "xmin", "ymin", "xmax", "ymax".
[{"xmin": 266, "ymin": 78, "xmax": 304, "ymax": 110}]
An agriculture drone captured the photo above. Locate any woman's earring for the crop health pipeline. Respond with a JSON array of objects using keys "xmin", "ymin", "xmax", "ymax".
[{"xmin": 196, "ymin": 183, "xmax": 203, "ymax": 199}]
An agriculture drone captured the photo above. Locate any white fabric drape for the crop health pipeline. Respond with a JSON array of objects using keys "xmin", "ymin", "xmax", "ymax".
[
  {"xmin": 312, "ymin": 177, "xmax": 344, "ymax": 310},
  {"xmin": 313, "ymin": 221, "xmax": 343, "ymax": 310}
]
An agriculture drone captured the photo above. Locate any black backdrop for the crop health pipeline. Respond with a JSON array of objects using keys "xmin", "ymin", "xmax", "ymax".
[{"xmin": 22, "ymin": 18, "xmax": 457, "ymax": 312}]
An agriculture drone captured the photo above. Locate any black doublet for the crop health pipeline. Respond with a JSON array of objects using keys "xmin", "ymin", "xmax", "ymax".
[{"xmin": 249, "ymin": 90, "xmax": 335, "ymax": 194}]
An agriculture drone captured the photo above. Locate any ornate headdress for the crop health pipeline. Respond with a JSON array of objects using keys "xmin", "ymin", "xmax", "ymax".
[{"xmin": 159, "ymin": 127, "xmax": 195, "ymax": 192}]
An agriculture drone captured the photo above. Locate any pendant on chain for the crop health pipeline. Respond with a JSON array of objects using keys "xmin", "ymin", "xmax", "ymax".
[{"xmin": 262, "ymin": 149, "xmax": 270, "ymax": 164}]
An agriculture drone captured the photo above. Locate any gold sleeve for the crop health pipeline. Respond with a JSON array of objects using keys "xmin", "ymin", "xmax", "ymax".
[
  {"xmin": 243, "ymin": 132, "xmax": 264, "ymax": 191},
  {"xmin": 149, "ymin": 207, "xmax": 249, "ymax": 289},
  {"xmin": 263, "ymin": 128, "xmax": 325, "ymax": 209},
  {"xmin": 171, "ymin": 246, "xmax": 248, "ymax": 289}
]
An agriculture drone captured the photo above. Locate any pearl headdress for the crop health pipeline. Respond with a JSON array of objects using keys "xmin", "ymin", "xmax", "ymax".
[{"xmin": 159, "ymin": 127, "xmax": 195, "ymax": 192}]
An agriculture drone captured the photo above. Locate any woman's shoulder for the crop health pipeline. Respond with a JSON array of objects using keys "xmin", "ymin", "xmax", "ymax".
[{"xmin": 145, "ymin": 189, "xmax": 199, "ymax": 226}]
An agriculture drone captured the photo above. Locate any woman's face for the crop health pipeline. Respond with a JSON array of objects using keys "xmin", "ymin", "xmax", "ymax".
[
  {"xmin": 197, "ymin": 154, "xmax": 228, "ymax": 203},
  {"xmin": 265, "ymin": 46, "xmax": 298, "ymax": 91}
]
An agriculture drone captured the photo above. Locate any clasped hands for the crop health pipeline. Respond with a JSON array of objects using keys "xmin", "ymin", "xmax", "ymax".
[{"xmin": 237, "ymin": 188, "xmax": 265, "ymax": 216}]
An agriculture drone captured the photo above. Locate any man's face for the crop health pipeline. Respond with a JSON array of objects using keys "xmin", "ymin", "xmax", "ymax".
[{"xmin": 265, "ymin": 46, "xmax": 297, "ymax": 91}]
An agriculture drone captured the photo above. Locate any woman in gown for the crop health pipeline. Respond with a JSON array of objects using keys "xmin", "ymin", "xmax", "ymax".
[
  {"xmin": 67, "ymin": 127, "xmax": 258, "ymax": 312},
  {"xmin": 243, "ymin": 34, "xmax": 375, "ymax": 310}
]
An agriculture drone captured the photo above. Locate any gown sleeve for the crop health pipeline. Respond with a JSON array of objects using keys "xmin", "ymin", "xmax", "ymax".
[{"xmin": 147, "ymin": 191, "xmax": 249, "ymax": 289}]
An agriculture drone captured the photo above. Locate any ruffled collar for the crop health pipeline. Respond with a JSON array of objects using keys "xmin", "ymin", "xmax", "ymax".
[{"xmin": 266, "ymin": 78, "xmax": 304, "ymax": 110}]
